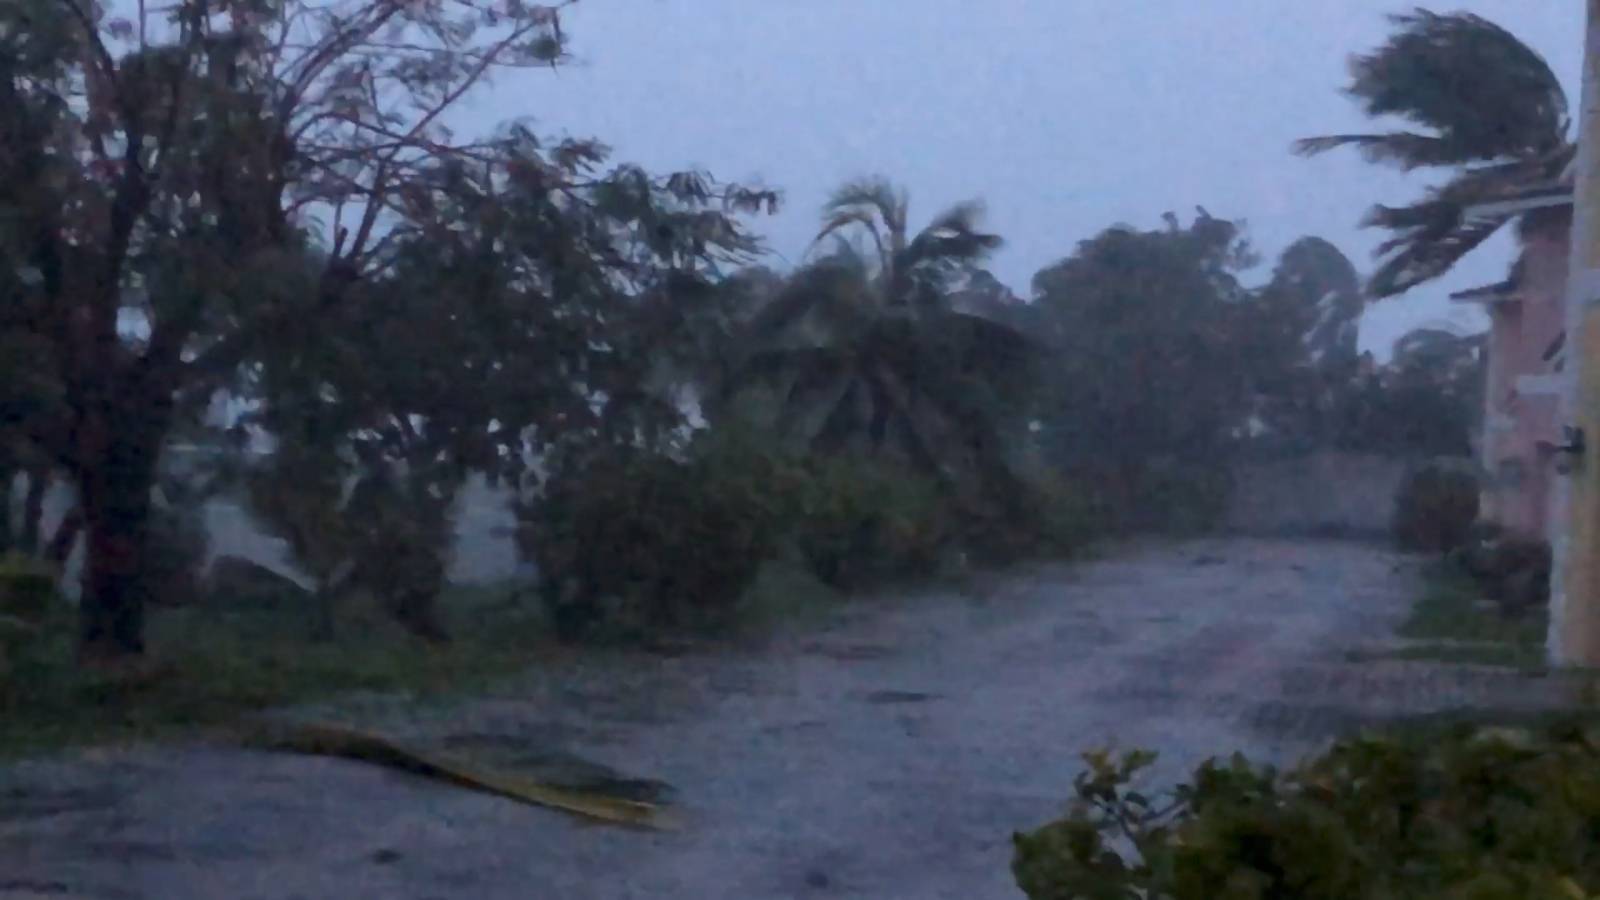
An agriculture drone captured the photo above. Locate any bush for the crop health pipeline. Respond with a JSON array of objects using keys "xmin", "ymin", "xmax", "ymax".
[
  {"xmin": 0, "ymin": 553, "xmax": 59, "ymax": 625},
  {"xmin": 1449, "ymin": 523, "xmax": 1552, "ymax": 619},
  {"xmin": 957, "ymin": 470, "xmax": 1100, "ymax": 565},
  {"xmin": 526, "ymin": 434, "xmax": 802, "ymax": 642},
  {"xmin": 793, "ymin": 455, "xmax": 952, "ymax": 589},
  {"xmin": 1392, "ymin": 463, "xmax": 1479, "ymax": 553},
  {"xmin": 523, "ymin": 426, "xmax": 1101, "ymax": 639},
  {"xmin": 143, "ymin": 502, "xmax": 210, "ymax": 607},
  {"xmin": 1013, "ymin": 721, "xmax": 1600, "ymax": 899},
  {"xmin": 0, "ymin": 554, "xmax": 59, "ymax": 700}
]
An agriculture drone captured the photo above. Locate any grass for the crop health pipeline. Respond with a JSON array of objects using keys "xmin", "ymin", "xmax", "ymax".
[
  {"xmin": 1355, "ymin": 560, "xmax": 1550, "ymax": 670},
  {"xmin": 0, "ymin": 558, "xmax": 851, "ymax": 759},
  {"xmin": 0, "ymin": 583, "xmax": 558, "ymax": 759}
]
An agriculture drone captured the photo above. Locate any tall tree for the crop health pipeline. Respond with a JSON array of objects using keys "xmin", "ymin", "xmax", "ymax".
[
  {"xmin": 1026, "ymin": 210, "xmax": 1262, "ymax": 517},
  {"xmin": 239, "ymin": 149, "xmax": 774, "ymax": 641},
  {"xmin": 1295, "ymin": 9, "xmax": 1572, "ymax": 297},
  {"xmin": 1251, "ymin": 236, "xmax": 1366, "ymax": 446},
  {"xmin": 0, "ymin": 0, "xmax": 590, "ymax": 661},
  {"xmin": 1332, "ymin": 327, "xmax": 1484, "ymax": 457},
  {"xmin": 720, "ymin": 177, "xmax": 1035, "ymax": 491}
]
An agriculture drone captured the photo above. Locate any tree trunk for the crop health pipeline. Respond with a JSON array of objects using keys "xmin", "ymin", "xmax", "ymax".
[
  {"xmin": 46, "ymin": 507, "xmax": 82, "ymax": 567},
  {"xmin": 75, "ymin": 409, "xmax": 167, "ymax": 663},
  {"xmin": 78, "ymin": 479, "xmax": 154, "ymax": 661},
  {"xmin": 18, "ymin": 467, "xmax": 47, "ymax": 556},
  {"xmin": 0, "ymin": 463, "xmax": 13, "ymax": 555}
]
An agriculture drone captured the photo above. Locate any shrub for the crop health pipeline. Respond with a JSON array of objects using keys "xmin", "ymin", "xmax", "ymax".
[
  {"xmin": 958, "ymin": 470, "xmax": 1100, "ymax": 565},
  {"xmin": 1014, "ymin": 721, "xmax": 1600, "ymax": 900},
  {"xmin": 0, "ymin": 552, "xmax": 59, "ymax": 625},
  {"xmin": 1450, "ymin": 523, "xmax": 1552, "ymax": 618},
  {"xmin": 1392, "ymin": 463, "xmax": 1479, "ymax": 553},
  {"xmin": 793, "ymin": 455, "xmax": 951, "ymax": 589},
  {"xmin": 143, "ymin": 502, "xmax": 210, "ymax": 607},
  {"xmin": 0, "ymin": 554, "xmax": 59, "ymax": 699},
  {"xmin": 526, "ymin": 434, "xmax": 802, "ymax": 642}
]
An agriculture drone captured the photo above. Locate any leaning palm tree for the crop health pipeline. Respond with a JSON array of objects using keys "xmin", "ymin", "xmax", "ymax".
[
  {"xmin": 717, "ymin": 177, "xmax": 1035, "ymax": 484},
  {"xmin": 1295, "ymin": 9, "xmax": 1573, "ymax": 297}
]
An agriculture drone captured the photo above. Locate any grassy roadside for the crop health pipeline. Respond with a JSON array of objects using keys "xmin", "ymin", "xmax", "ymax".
[
  {"xmin": 0, "ymin": 583, "xmax": 559, "ymax": 759},
  {"xmin": 0, "ymin": 559, "xmax": 850, "ymax": 760},
  {"xmin": 1349, "ymin": 560, "xmax": 1548, "ymax": 670}
]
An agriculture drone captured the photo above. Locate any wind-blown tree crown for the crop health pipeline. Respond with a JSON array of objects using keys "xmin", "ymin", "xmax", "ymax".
[{"xmin": 1295, "ymin": 9, "xmax": 1572, "ymax": 297}]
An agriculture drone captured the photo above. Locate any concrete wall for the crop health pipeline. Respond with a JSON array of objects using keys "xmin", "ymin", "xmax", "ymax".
[
  {"xmin": 11, "ymin": 473, "xmax": 523, "ymax": 601},
  {"xmin": 1221, "ymin": 451, "xmax": 1419, "ymax": 539}
]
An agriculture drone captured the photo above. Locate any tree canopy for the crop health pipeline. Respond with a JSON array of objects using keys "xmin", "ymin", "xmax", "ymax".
[{"xmin": 1296, "ymin": 9, "xmax": 1572, "ymax": 297}]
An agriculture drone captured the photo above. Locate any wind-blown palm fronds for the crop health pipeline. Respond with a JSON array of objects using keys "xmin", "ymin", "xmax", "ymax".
[
  {"xmin": 720, "ymin": 179, "xmax": 1034, "ymax": 484},
  {"xmin": 1295, "ymin": 9, "xmax": 1572, "ymax": 297}
]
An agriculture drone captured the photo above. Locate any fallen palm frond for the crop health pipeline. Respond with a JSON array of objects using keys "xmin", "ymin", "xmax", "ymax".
[{"xmin": 234, "ymin": 720, "xmax": 670, "ymax": 829}]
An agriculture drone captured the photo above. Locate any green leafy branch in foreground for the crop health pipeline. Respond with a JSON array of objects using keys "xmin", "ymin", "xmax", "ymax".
[{"xmin": 1015, "ymin": 724, "xmax": 1600, "ymax": 899}]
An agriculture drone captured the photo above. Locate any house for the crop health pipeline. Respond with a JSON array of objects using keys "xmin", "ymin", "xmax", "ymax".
[{"xmin": 1451, "ymin": 183, "xmax": 1573, "ymax": 541}]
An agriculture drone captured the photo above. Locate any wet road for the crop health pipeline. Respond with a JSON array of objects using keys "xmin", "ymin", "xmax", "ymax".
[{"xmin": 0, "ymin": 539, "xmax": 1576, "ymax": 899}]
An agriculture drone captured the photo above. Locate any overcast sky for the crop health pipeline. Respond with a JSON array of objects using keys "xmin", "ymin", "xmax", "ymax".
[{"xmin": 457, "ymin": 1, "xmax": 1583, "ymax": 358}]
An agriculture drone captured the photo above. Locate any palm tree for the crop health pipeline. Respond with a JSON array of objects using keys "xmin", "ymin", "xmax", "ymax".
[
  {"xmin": 717, "ymin": 177, "xmax": 1035, "ymax": 484},
  {"xmin": 1295, "ymin": 9, "xmax": 1573, "ymax": 297}
]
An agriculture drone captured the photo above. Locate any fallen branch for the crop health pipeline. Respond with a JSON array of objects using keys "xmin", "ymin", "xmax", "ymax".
[{"xmin": 233, "ymin": 720, "xmax": 671, "ymax": 829}]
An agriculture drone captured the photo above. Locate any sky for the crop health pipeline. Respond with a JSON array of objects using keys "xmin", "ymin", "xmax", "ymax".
[{"xmin": 450, "ymin": 0, "xmax": 1584, "ymax": 360}]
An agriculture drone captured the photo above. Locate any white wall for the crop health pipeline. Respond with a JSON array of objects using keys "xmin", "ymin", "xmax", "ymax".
[{"xmin": 8, "ymin": 472, "xmax": 523, "ymax": 600}]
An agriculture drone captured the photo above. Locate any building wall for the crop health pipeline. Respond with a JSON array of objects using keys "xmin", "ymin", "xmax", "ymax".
[{"xmin": 1482, "ymin": 219, "xmax": 1569, "ymax": 541}]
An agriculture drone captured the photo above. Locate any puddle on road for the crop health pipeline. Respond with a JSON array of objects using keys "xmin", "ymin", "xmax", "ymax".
[
  {"xmin": 802, "ymin": 641, "xmax": 894, "ymax": 661},
  {"xmin": 0, "ymin": 784, "xmax": 122, "ymax": 823},
  {"xmin": 860, "ymin": 690, "xmax": 940, "ymax": 705}
]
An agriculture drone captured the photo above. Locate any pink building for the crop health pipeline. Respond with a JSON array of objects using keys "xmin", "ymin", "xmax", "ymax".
[{"xmin": 1452, "ymin": 189, "xmax": 1573, "ymax": 541}]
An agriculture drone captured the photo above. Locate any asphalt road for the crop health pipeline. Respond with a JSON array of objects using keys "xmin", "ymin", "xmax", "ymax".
[{"xmin": 0, "ymin": 539, "xmax": 1578, "ymax": 899}]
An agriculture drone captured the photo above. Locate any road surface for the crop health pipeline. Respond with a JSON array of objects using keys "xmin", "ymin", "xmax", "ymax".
[{"xmin": 0, "ymin": 539, "xmax": 1580, "ymax": 899}]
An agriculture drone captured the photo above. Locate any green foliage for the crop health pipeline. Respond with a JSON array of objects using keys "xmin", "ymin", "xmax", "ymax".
[
  {"xmin": 142, "ymin": 500, "xmax": 210, "ymax": 608},
  {"xmin": 1327, "ymin": 328, "xmax": 1484, "ymax": 457},
  {"xmin": 0, "ymin": 553, "xmax": 58, "ymax": 625},
  {"xmin": 522, "ymin": 418, "xmax": 1097, "ymax": 638},
  {"xmin": 1296, "ymin": 10, "xmax": 1571, "ymax": 297},
  {"xmin": 953, "ymin": 469, "xmax": 1100, "ymax": 565},
  {"xmin": 1248, "ymin": 237, "xmax": 1365, "ymax": 448},
  {"xmin": 1014, "ymin": 722, "xmax": 1600, "ymax": 900},
  {"xmin": 720, "ymin": 178, "xmax": 1036, "ymax": 500},
  {"xmin": 1027, "ymin": 211, "xmax": 1259, "ymax": 523},
  {"xmin": 0, "ymin": 583, "xmax": 548, "ymax": 758},
  {"xmin": 1451, "ymin": 527, "xmax": 1552, "ymax": 619},
  {"xmin": 527, "ymin": 435, "xmax": 801, "ymax": 642},
  {"xmin": 1392, "ymin": 464, "xmax": 1479, "ymax": 553},
  {"xmin": 794, "ymin": 454, "xmax": 952, "ymax": 590},
  {"xmin": 1364, "ymin": 558, "xmax": 1548, "ymax": 670},
  {"xmin": 0, "ymin": 553, "xmax": 59, "ymax": 701}
]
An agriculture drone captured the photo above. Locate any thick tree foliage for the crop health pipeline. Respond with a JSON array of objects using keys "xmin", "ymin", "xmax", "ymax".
[
  {"xmin": 1028, "ymin": 211, "xmax": 1262, "ymax": 460},
  {"xmin": 0, "ymin": 0, "xmax": 775, "ymax": 659},
  {"xmin": 718, "ymin": 178, "xmax": 1036, "ymax": 494},
  {"xmin": 1250, "ymin": 236, "xmax": 1367, "ymax": 448}
]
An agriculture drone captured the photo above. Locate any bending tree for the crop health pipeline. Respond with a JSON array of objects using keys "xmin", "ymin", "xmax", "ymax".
[
  {"xmin": 719, "ymin": 177, "xmax": 1036, "ymax": 495},
  {"xmin": 1026, "ymin": 210, "xmax": 1266, "ymax": 524},
  {"xmin": 0, "ymin": 0, "xmax": 602, "ymax": 661},
  {"xmin": 1295, "ymin": 9, "xmax": 1572, "ymax": 297}
]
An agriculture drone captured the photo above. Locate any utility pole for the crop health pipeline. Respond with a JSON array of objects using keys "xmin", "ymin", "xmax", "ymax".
[{"xmin": 1550, "ymin": 0, "xmax": 1600, "ymax": 666}]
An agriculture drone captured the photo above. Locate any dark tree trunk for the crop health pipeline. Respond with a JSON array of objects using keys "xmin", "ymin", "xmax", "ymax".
[
  {"xmin": 46, "ymin": 507, "xmax": 82, "ymax": 567},
  {"xmin": 0, "ymin": 463, "xmax": 13, "ymax": 555},
  {"xmin": 78, "ymin": 479, "xmax": 155, "ymax": 660},
  {"xmin": 19, "ymin": 466, "xmax": 47, "ymax": 556},
  {"xmin": 75, "ymin": 404, "xmax": 168, "ymax": 663}
]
